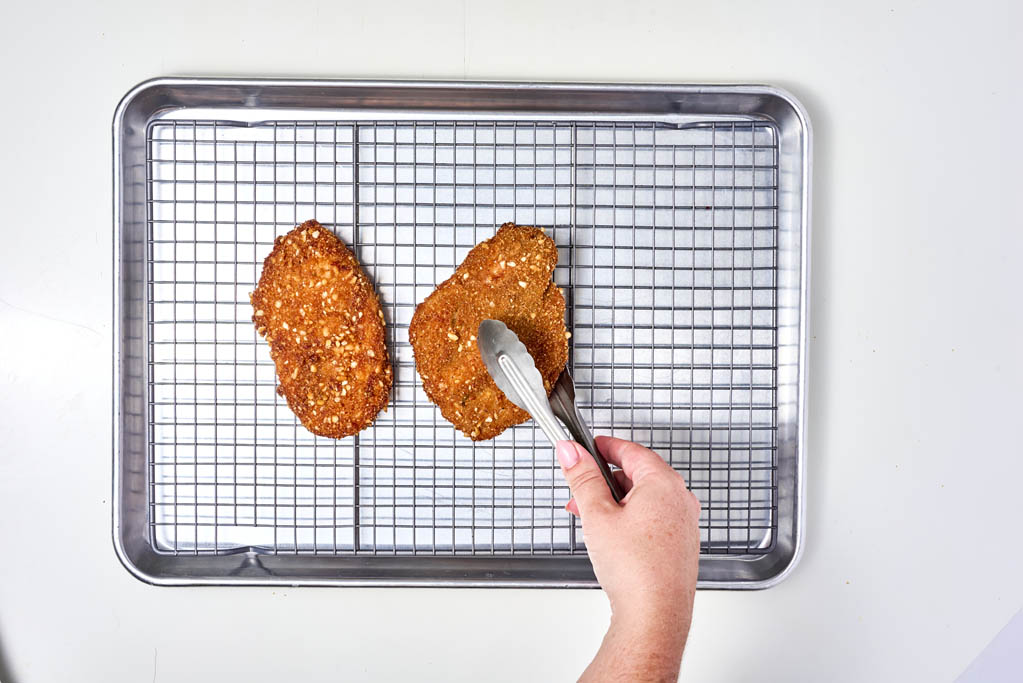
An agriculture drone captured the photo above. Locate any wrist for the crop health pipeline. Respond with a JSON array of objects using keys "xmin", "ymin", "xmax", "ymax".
[
  {"xmin": 600, "ymin": 605, "xmax": 688, "ymax": 683},
  {"xmin": 611, "ymin": 586, "xmax": 691, "ymax": 629}
]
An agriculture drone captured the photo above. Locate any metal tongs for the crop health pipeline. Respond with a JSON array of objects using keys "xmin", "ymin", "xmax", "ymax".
[{"xmin": 478, "ymin": 320, "xmax": 625, "ymax": 502}]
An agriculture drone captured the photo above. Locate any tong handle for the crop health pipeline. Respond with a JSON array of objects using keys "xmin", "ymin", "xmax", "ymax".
[
  {"xmin": 550, "ymin": 375, "xmax": 626, "ymax": 503},
  {"xmin": 489, "ymin": 342, "xmax": 624, "ymax": 503}
]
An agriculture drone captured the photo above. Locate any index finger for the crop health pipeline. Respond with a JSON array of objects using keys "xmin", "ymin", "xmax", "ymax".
[{"xmin": 595, "ymin": 435, "xmax": 679, "ymax": 485}]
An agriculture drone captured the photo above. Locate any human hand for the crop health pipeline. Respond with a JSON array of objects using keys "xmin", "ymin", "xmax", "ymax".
[{"xmin": 557, "ymin": 437, "xmax": 701, "ymax": 681}]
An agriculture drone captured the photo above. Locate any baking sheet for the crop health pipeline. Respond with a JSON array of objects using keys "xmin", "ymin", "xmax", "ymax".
[{"xmin": 114, "ymin": 79, "xmax": 811, "ymax": 587}]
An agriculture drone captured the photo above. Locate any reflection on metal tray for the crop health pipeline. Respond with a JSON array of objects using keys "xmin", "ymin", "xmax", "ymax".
[{"xmin": 114, "ymin": 79, "xmax": 811, "ymax": 588}]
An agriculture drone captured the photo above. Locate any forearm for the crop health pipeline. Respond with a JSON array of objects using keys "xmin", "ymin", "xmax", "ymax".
[
  {"xmin": 556, "ymin": 437, "xmax": 701, "ymax": 682},
  {"xmin": 580, "ymin": 606, "xmax": 690, "ymax": 683}
]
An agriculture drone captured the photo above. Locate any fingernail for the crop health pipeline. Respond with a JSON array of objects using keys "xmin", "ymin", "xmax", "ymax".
[{"xmin": 556, "ymin": 441, "xmax": 580, "ymax": 469}]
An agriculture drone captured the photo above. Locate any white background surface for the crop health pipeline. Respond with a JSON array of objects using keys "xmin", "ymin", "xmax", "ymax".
[{"xmin": 1, "ymin": 0, "xmax": 1021, "ymax": 680}]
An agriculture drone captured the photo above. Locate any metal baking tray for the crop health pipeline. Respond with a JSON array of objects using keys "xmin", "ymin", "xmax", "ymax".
[{"xmin": 113, "ymin": 78, "xmax": 811, "ymax": 588}]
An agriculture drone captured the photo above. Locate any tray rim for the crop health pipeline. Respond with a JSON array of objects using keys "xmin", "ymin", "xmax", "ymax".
[{"xmin": 112, "ymin": 76, "xmax": 811, "ymax": 589}]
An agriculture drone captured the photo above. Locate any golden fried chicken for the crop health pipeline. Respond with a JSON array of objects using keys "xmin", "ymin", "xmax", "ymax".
[
  {"xmin": 251, "ymin": 220, "xmax": 391, "ymax": 438},
  {"xmin": 409, "ymin": 223, "xmax": 568, "ymax": 440}
]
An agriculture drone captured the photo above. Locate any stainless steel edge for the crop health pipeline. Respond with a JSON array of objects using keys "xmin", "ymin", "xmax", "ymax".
[
  {"xmin": 755, "ymin": 84, "xmax": 812, "ymax": 589},
  {"xmin": 700, "ymin": 84, "xmax": 812, "ymax": 590},
  {"xmin": 111, "ymin": 81, "xmax": 148, "ymax": 585}
]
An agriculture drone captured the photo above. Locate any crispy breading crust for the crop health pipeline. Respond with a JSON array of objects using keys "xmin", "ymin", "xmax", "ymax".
[
  {"xmin": 409, "ymin": 223, "xmax": 569, "ymax": 440},
  {"xmin": 250, "ymin": 220, "xmax": 392, "ymax": 439}
]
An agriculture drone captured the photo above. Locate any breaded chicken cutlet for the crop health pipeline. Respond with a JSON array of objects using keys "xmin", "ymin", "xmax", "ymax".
[
  {"xmin": 409, "ymin": 223, "xmax": 569, "ymax": 440},
  {"xmin": 251, "ymin": 220, "xmax": 392, "ymax": 439}
]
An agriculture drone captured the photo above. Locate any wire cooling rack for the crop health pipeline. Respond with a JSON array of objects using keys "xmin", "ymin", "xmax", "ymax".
[{"xmin": 146, "ymin": 119, "xmax": 778, "ymax": 557}]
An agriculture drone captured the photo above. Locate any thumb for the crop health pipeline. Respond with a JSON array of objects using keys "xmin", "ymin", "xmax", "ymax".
[{"xmin": 556, "ymin": 441, "xmax": 617, "ymax": 518}]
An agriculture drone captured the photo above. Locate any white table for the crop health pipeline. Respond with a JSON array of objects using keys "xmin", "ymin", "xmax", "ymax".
[{"xmin": 1, "ymin": 1, "xmax": 1020, "ymax": 680}]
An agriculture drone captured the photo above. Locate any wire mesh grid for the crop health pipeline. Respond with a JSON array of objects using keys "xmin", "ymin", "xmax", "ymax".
[{"xmin": 146, "ymin": 118, "xmax": 778, "ymax": 557}]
